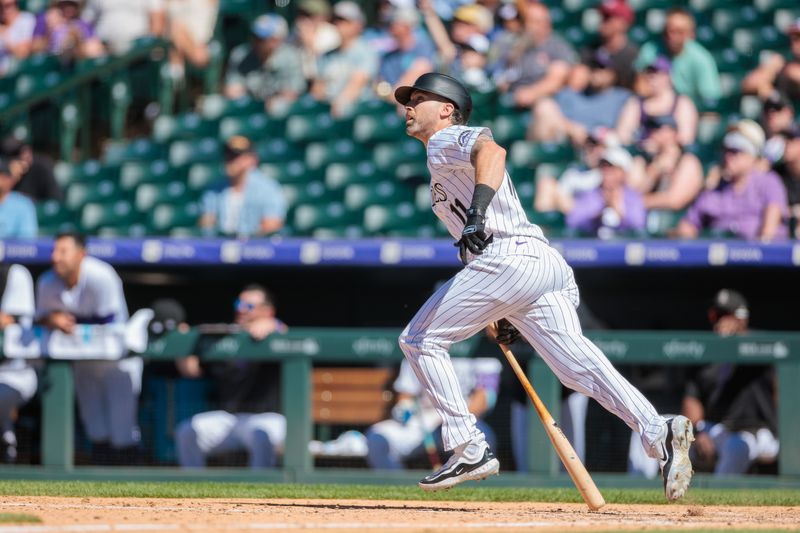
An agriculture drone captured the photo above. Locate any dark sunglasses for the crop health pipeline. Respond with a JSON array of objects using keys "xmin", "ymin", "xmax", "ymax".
[{"xmin": 234, "ymin": 299, "xmax": 258, "ymax": 312}]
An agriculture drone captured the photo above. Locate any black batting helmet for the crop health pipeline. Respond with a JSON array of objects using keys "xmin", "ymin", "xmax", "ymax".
[{"xmin": 394, "ymin": 73, "xmax": 472, "ymax": 123}]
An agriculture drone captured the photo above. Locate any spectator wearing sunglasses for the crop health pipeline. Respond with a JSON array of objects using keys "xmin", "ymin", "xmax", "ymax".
[
  {"xmin": 174, "ymin": 284, "xmax": 288, "ymax": 469},
  {"xmin": 675, "ymin": 121, "xmax": 789, "ymax": 241}
]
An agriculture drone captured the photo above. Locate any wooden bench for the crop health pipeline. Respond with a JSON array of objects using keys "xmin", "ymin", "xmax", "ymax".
[{"xmin": 312, "ymin": 367, "xmax": 396, "ymax": 427}]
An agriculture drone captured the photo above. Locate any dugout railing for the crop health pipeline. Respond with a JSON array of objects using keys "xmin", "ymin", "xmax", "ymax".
[{"xmin": 2, "ymin": 328, "xmax": 798, "ymax": 484}]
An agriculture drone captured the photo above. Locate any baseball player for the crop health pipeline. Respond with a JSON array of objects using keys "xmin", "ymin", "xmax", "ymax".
[
  {"xmin": 35, "ymin": 232, "xmax": 141, "ymax": 464},
  {"xmin": 393, "ymin": 72, "xmax": 694, "ymax": 499}
]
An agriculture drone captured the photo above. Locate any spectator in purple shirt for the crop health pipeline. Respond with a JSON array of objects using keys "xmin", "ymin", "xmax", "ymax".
[
  {"xmin": 32, "ymin": 0, "xmax": 104, "ymax": 60},
  {"xmin": 676, "ymin": 124, "xmax": 789, "ymax": 241},
  {"xmin": 567, "ymin": 145, "xmax": 646, "ymax": 238}
]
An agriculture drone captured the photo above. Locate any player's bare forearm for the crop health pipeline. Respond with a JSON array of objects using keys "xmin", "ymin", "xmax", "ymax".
[{"xmin": 470, "ymin": 134, "xmax": 506, "ymax": 191}]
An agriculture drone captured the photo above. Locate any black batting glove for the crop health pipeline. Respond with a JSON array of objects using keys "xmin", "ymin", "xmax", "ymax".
[
  {"xmin": 493, "ymin": 318, "xmax": 521, "ymax": 345},
  {"xmin": 455, "ymin": 208, "xmax": 494, "ymax": 265}
]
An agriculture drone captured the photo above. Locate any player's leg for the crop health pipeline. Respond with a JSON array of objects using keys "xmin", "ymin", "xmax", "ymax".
[
  {"xmin": 175, "ymin": 410, "xmax": 238, "ymax": 467},
  {"xmin": 366, "ymin": 418, "xmax": 431, "ymax": 469},
  {"xmin": 72, "ymin": 361, "xmax": 111, "ymax": 445},
  {"xmin": 105, "ymin": 357, "xmax": 143, "ymax": 451},
  {"xmin": 238, "ymin": 412, "xmax": 286, "ymax": 468}
]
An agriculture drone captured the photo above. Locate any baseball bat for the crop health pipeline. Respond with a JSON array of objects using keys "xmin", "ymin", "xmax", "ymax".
[{"xmin": 490, "ymin": 323, "xmax": 605, "ymax": 511}]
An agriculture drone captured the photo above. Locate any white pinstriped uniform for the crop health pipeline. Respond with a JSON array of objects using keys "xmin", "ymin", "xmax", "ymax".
[{"xmin": 399, "ymin": 125, "xmax": 668, "ymax": 460}]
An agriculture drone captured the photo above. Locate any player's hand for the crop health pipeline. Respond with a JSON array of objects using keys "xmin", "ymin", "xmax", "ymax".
[
  {"xmin": 48, "ymin": 311, "xmax": 76, "ymax": 334},
  {"xmin": 492, "ymin": 318, "xmax": 521, "ymax": 345},
  {"xmin": 455, "ymin": 209, "xmax": 493, "ymax": 264},
  {"xmin": 693, "ymin": 431, "xmax": 716, "ymax": 462}
]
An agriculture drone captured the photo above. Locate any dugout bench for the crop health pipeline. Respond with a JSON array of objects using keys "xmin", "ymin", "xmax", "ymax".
[{"xmin": 5, "ymin": 328, "xmax": 800, "ymax": 480}]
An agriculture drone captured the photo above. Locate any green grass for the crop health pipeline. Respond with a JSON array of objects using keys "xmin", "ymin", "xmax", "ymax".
[
  {"xmin": 0, "ymin": 513, "xmax": 41, "ymax": 523},
  {"xmin": 0, "ymin": 481, "xmax": 798, "ymax": 506}
]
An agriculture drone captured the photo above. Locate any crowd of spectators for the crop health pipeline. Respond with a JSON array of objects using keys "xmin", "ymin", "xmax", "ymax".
[{"xmin": 0, "ymin": 0, "xmax": 799, "ymax": 241}]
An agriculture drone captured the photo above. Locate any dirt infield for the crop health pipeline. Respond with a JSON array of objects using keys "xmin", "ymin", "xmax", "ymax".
[{"xmin": 0, "ymin": 496, "xmax": 797, "ymax": 532}]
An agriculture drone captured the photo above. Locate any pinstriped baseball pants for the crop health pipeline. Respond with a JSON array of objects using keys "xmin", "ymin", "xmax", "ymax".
[{"xmin": 399, "ymin": 239, "xmax": 668, "ymax": 457}]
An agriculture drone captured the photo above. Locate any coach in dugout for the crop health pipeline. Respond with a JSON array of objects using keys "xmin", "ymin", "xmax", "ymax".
[{"xmin": 35, "ymin": 232, "xmax": 142, "ymax": 465}]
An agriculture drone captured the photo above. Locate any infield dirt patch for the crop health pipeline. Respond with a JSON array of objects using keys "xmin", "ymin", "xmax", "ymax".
[{"xmin": 0, "ymin": 496, "xmax": 797, "ymax": 532}]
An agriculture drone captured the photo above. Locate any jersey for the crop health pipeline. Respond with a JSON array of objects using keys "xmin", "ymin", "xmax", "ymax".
[
  {"xmin": 35, "ymin": 255, "xmax": 129, "ymax": 325},
  {"xmin": 426, "ymin": 125, "xmax": 548, "ymax": 247}
]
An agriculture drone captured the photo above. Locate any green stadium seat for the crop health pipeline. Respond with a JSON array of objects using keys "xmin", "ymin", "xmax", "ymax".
[
  {"xmin": 256, "ymin": 138, "xmax": 305, "ymax": 163},
  {"xmin": 36, "ymin": 200, "xmax": 76, "ymax": 229},
  {"xmin": 516, "ymin": 180, "xmax": 535, "ymax": 208},
  {"xmin": 415, "ymin": 184, "xmax": 430, "ymax": 211},
  {"xmin": 153, "ymin": 113, "xmax": 219, "ymax": 143},
  {"xmin": 756, "ymin": 0, "xmax": 798, "ymax": 11},
  {"xmin": 468, "ymin": 88, "xmax": 498, "ymax": 125},
  {"xmin": 169, "ymin": 138, "xmax": 221, "ymax": 167},
  {"xmin": 372, "ymin": 139, "xmax": 426, "ymax": 171},
  {"xmin": 292, "ymin": 202, "xmax": 361, "ymax": 236},
  {"xmin": 311, "ymin": 226, "xmax": 365, "ymax": 239},
  {"xmin": 353, "ymin": 112, "xmax": 406, "ymax": 144},
  {"xmin": 695, "ymin": 25, "xmax": 731, "ymax": 52},
  {"xmin": 135, "ymin": 181, "xmax": 191, "ymax": 212},
  {"xmin": 305, "ymin": 139, "xmax": 366, "ymax": 170},
  {"xmin": 509, "ymin": 141, "xmax": 575, "ymax": 169},
  {"xmin": 629, "ymin": 0, "xmax": 675, "ymax": 10},
  {"xmin": 711, "ymin": 7, "xmax": 769, "ymax": 36},
  {"xmin": 104, "ymin": 138, "xmax": 166, "ymax": 165},
  {"xmin": 628, "ymin": 25, "xmax": 654, "ymax": 46},
  {"xmin": 15, "ymin": 71, "xmax": 62, "ymax": 99},
  {"xmin": 148, "ymin": 203, "xmax": 202, "ymax": 235},
  {"xmin": 355, "ymin": 99, "xmax": 397, "ymax": 116},
  {"xmin": 65, "ymin": 180, "xmax": 121, "ymax": 211},
  {"xmin": 262, "ymin": 160, "xmax": 322, "ymax": 185},
  {"xmin": 97, "ymin": 224, "xmax": 148, "ymax": 238},
  {"xmin": 325, "ymin": 160, "xmax": 379, "ymax": 190},
  {"xmin": 120, "ymin": 159, "xmax": 180, "ymax": 192},
  {"xmin": 286, "ymin": 113, "xmax": 354, "ymax": 143},
  {"xmin": 394, "ymin": 161, "xmax": 429, "ymax": 182},
  {"xmin": 219, "ymin": 113, "xmax": 285, "ymax": 142},
  {"xmin": 80, "ymin": 200, "xmax": 140, "ymax": 233},
  {"xmin": 562, "ymin": 27, "xmax": 594, "ymax": 49},
  {"xmin": 646, "ymin": 209, "xmax": 687, "ymax": 237},
  {"xmin": 15, "ymin": 53, "xmax": 59, "ymax": 76},
  {"xmin": 200, "ymin": 94, "xmax": 263, "ymax": 121},
  {"xmin": 492, "ymin": 114, "xmax": 529, "ymax": 146},
  {"xmin": 270, "ymin": 95, "xmax": 330, "ymax": 119},
  {"xmin": 528, "ymin": 210, "xmax": 566, "ymax": 233},
  {"xmin": 53, "ymin": 159, "xmax": 120, "ymax": 187},
  {"xmin": 282, "ymin": 180, "xmax": 339, "ymax": 206},
  {"xmin": 344, "ymin": 181, "xmax": 414, "ymax": 210},
  {"xmin": 696, "ymin": 116, "xmax": 728, "ymax": 146},
  {"xmin": 363, "ymin": 203, "xmax": 430, "ymax": 235},
  {"xmin": 188, "ymin": 162, "xmax": 225, "ymax": 192}
]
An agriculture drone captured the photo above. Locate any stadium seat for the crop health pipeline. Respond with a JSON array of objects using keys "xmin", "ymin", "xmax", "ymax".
[
  {"xmin": 711, "ymin": 7, "xmax": 769, "ymax": 37},
  {"xmin": 270, "ymin": 95, "xmax": 330, "ymax": 119},
  {"xmin": 97, "ymin": 224, "xmax": 148, "ymax": 238},
  {"xmin": 305, "ymin": 139, "xmax": 366, "ymax": 170},
  {"xmin": 292, "ymin": 202, "xmax": 361, "ymax": 236},
  {"xmin": 153, "ymin": 113, "xmax": 219, "ymax": 143},
  {"xmin": 695, "ymin": 25, "xmax": 731, "ymax": 51},
  {"xmin": 509, "ymin": 141, "xmax": 575, "ymax": 169},
  {"xmin": 492, "ymin": 114, "xmax": 530, "ymax": 146},
  {"xmin": 53, "ymin": 159, "xmax": 120, "ymax": 187},
  {"xmin": 363, "ymin": 203, "xmax": 430, "ymax": 235},
  {"xmin": 200, "ymin": 94, "xmax": 263, "ymax": 121},
  {"xmin": 286, "ymin": 113, "xmax": 354, "ymax": 144},
  {"xmin": 394, "ymin": 161, "xmax": 429, "ymax": 183},
  {"xmin": 120, "ymin": 159, "xmax": 181, "ymax": 192},
  {"xmin": 325, "ymin": 160, "xmax": 379, "ymax": 190},
  {"xmin": 80, "ymin": 200, "xmax": 140, "ymax": 234},
  {"xmin": 262, "ymin": 160, "xmax": 323, "ymax": 185},
  {"xmin": 372, "ymin": 139, "xmax": 426, "ymax": 171},
  {"xmin": 219, "ymin": 113, "xmax": 285, "ymax": 142},
  {"xmin": 15, "ymin": 71, "xmax": 62, "ymax": 99},
  {"xmin": 104, "ymin": 138, "xmax": 166, "ymax": 165},
  {"xmin": 148, "ymin": 203, "xmax": 202, "ymax": 235},
  {"xmin": 282, "ymin": 180, "xmax": 340, "ymax": 206},
  {"xmin": 344, "ymin": 181, "xmax": 414, "ymax": 210},
  {"xmin": 135, "ymin": 181, "xmax": 191, "ymax": 212},
  {"xmin": 36, "ymin": 200, "xmax": 76, "ymax": 233},
  {"xmin": 65, "ymin": 180, "xmax": 121, "ymax": 211},
  {"xmin": 353, "ymin": 112, "xmax": 406, "ymax": 144},
  {"xmin": 188, "ymin": 162, "xmax": 225, "ymax": 192},
  {"xmin": 169, "ymin": 138, "xmax": 221, "ymax": 167},
  {"xmin": 756, "ymin": 0, "xmax": 798, "ymax": 11},
  {"xmin": 256, "ymin": 137, "xmax": 305, "ymax": 163}
]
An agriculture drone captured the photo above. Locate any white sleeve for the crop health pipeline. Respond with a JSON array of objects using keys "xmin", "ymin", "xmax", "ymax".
[
  {"xmin": 429, "ymin": 126, "xmax": 492, "ymax": 170},
  {"xmin": 91, "ymin": 265, "xmax": 129, "ymax": 323},
  {"xmin": 392, "ymin": 359, "xmax": 422, "ymax": 396},
  {"xmin": 1, "ymin": 265, "xmax": 34, "ymax": 322}
]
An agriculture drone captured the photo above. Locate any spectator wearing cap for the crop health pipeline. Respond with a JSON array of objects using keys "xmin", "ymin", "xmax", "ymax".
[
  {"xmin": 742, "ymin": 18, "xmax": 800, "ymax": 102},
  {"xmin": 634, "ymin": 7, "xmax": 720, "ymax": 106},
  {"xmin": 291, "ymin": 0, "xmax": 339, "ymax": 85},
  {"xmin": 681, "ymin": 289, "xmax": 779, "ymax": 475},
  {"xmin": 628, "ymin": 113, "xmax": 703, "ymax": 214},
  {"xmin": 223, "ymin": 14, "xmax": 305, "ymax": 113},
  {"xmin": 0, "ymin": 156, "xmax": 37, "ymax": 239},
  {"xmin": 617, "ymin": 55, "xmax": 697, "ymax": 146},
  {"xmin": 0, "ymin": 135, "xmax": 61, "ymax": 203},
  {"xmin": 566, "ymin": 146, "xmax": 646, "ymax": 238},
  {"xmin": 199, "ymin": 136, "xmax": 286, "ymax": 238},
  {"xmin": 0, "ymin": 0, "xmax": 35, "ymax": 75},
  {"xmin": 376, "ymin": 7, "xmax": 435, "ymax": 98},
  {"xmin": 569, "ymin": 0, "xmax": 639, "ymax": 92},
  {"xmin": 529, "ymin": 46, "xmax": 632, "ymax": 143},
  {"xmin": 32, "ymin": 0, "xmax": 104, "ymax": 60},
  {"xmin": 491, "ymin": 2, "xmax": 576, "ymax": 108},
  {"xmin": 535, "ymin": 127, "xmax": 619, "ymax": 215},
  {"xmin": 310, "ymin": 1, "xmax": 379, "ymax": 118},
  {"xmin": 82, "ymin": 0, "xmax": 166, "ymax": 55},
  {"xmin": 761, "ymin": 92, "xmax": 795, "ymax": 146},
  {"xmin": 419, "ymin": 0, "xmax": 492, "ymax": 91},
  {"xmin": 676, "ymin": 122, "xmax": 789, "ymax": 241}
]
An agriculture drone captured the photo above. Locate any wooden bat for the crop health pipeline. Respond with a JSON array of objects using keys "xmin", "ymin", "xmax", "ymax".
[{"xmin": 490, "ymin": 323, "xmax": 605, "ymax": 511}]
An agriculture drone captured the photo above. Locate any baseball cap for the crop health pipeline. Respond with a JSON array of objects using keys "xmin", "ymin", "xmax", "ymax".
[
  {"xmin": 223, "ymin": 135, "xmax": 254, "ymax": 161},
  {"xmin": 251, "ymin": 14, "xmax": 288, "ymax": 40},
  {"xmin": 711, "ymin": 289, "xmax": 749, "ymax": 320},
  {"xmin": 724, "ymin": 119, "xmax": 765, "ymax": 156},
  {"xmin": 332, "ymin": 1, "xmax": 365, "ymax": 24},
  {"xmin": 453, "ymin": 4, "xmax": 494, "ymax": 34},
  {"xmin": 298, "ymin": 0, "xmax": 330, "ymax": 17},
  {"xmin": 148, "ymin": 298, "xmax": 187, "ymax": 337},
  {"xmin": 388, "ymin": 7, "xmax": 419, "ymax": 26},
  {"xmin": 763, "ymin": 90, "xmax": 793, "ymax": 112},
  {"xmin": 645, "ymin": 113, "xmax": 678, "ymax": 131},
  {"xmin": 644, "ymin": 55, "xmax": 671, "ymax": 73},
  {"xmin": 461, "ymin": 34, "xmax": 490, "ymax": 55},
  {"xmin": 599, "ymin": 0, "xmax": 635, "ymax": 25},
  {"xmin": 786, "ymin": 17, "xmax": 800, "ymax": 35},
  {"xmin": 599, "ymin": 146, "xmax": 633, "ymax": 171}
]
